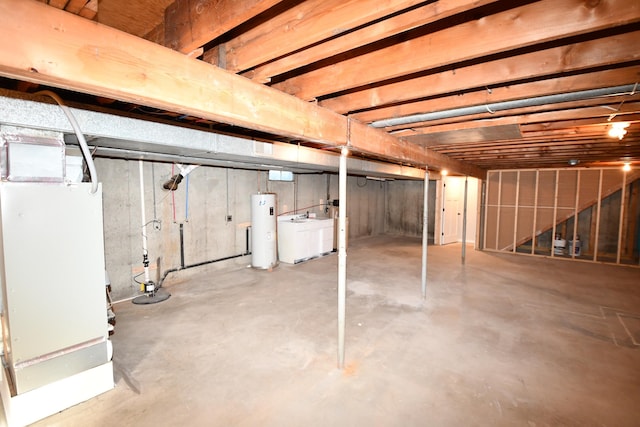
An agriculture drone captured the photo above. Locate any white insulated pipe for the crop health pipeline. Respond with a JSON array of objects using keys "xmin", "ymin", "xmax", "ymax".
[
  {"xmin": 139, "ymin": 160, "xmax": 151, "ymax": 285},
  {"xmin": 371, "ymin": 84, "xmax": 639, "ymax": 128},
  {"xmin": 35, "ymin": 90, "xmax": 99, "ymax": 194},
  {"xmin": 337, "ymin": 147, "xmax": 348, "ymax": 369},
  {"xmin": 421, "ymin": 169, "xmax": 429, "ymax": 299}
]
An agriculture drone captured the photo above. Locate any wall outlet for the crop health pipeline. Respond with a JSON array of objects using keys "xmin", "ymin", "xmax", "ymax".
[{"xmin": 226, "ymin": 215, "xmax": 233, "ymax": 222}]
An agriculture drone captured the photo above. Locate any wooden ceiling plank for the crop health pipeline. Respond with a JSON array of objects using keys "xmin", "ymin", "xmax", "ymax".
[
  {"xmin": 321, "ymin": 30, "xmax": 640, "ymax": 114},
  {"xmin": 98, "ymin": 0, "xmax": 174, "ymax": 38},
  {"xmin": 164, "ymin": 0, "xmax": 286, "ymax": 54},
  {"xmin": 275, "ymin": 0, "xmax": 640, "ymax": 101},
  {"xmin": 352, "ymin": 66, "xmax": 640, "ymax": 124},
  {"xmin": 0, "ymin": 0, "xmax": 484, "ymax": 179},
  {"xmin": 243, "ymin": 0, "xmax": 501, "ymax": 82},
  {"xmin": 223, "ymin": 0, "xmax": 424, "ymax": 73}
]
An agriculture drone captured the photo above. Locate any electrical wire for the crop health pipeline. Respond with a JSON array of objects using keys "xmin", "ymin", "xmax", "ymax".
[
  {"xmin": 35, "ymin": 90, "xmax": 99, "ymax": 194},
  {"xmin": 132, "ymin": 271, "xmax": 145, "ymax": 284}
]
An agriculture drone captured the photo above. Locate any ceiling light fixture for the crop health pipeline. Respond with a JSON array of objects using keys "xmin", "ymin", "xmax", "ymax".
[
  {"xmin": 623, "ymin": 162, "xmax": 631, "ymax": 172},
  {"xmin": 608, "ymin": 122, "xmax": 630, "ymax": 140},
  {"xmin": 568, "ymin": 159, "xmax": 579, "ymax": 166},
  {"xmin": 441, "ymin": 169, "xmax": 448, "ymax": 176}
]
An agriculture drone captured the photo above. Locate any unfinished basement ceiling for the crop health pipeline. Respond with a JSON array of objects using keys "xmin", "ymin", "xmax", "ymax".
[{"xmin": 0, "ymin": 0, "xmax": 639, "ymax": 173}]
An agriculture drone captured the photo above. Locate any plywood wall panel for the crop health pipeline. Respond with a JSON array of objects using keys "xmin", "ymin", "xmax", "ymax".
[
  {"xmin": 518, "ymin": 171, "xmax": 537, "ymax": 206},
  {"xmin": 487, "ymin": 171, "xmax": 500, "ymax": 205},
  {"xmin": 501, "ymin": 171, "xmax": 518, "ymax": 206},
  {"xmin": 498, "ymin": 206, "xmax": 515, "ymax": 250},
  {"xmin": 557, "ymin": 170, "xmax": 578, "ymax": 209},
  {"xmin": 485, "ymin": 206, "xmax": 499, "ymax": 250},
  {"xmin": 537, "ymin": 170, "xmax": 556, "ymax": 207}
]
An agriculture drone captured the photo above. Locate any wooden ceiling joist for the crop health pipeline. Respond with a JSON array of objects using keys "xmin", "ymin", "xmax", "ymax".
[
  {"xmin": 392, "ymin": 95, "xmax": 640, "ymax": 136},
  {"xmin": 0, "ymin": 0, "xmax": 485, "ymax": 179},
  {"xmin": 273, "ymin": 0, "xmax": 640, "ymax": 101},
  {"xmin": 241, "ymin": 0, "xmax": 501, "ymax": 82},
  {"xmin": 352, "ymin": 64, "xmax": 640, "ymax": 125},
  {"xmin": 321, "ymin": 30, "xmax": 640, "ymax": 115},
  {"xmin": 164, "ymin": 0, "xmax": 286, "ymax": 54},
  {"xmin": 218, "ymin": 0, "xmax": 425, "ymax": 74}
]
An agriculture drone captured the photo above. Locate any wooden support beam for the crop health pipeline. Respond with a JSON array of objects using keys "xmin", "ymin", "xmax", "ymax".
[
  {"xmin": 164, "ymin": 0, "xmax": 285, "ymax": 53},
  {"xmin": 321, "ymin": 31, "xmax": 640, "ymax": 114},
  {"xmin": 0, "ymin": 0, "xmax": 485, "ymax": 179},
  {"xmin": 275, "ymin": 0, "xmax": 640, "ymax": 101}
]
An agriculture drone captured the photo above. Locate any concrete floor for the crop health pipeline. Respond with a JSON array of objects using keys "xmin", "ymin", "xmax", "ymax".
[{"xmin": 33, "ymin": 235, "xmax": 640, "ymax": 426}]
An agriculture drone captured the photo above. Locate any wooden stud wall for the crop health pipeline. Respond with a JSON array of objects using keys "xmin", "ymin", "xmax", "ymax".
[{"xmin": 484, "ymin": 168, "xmax": 640, "ymax": 266}]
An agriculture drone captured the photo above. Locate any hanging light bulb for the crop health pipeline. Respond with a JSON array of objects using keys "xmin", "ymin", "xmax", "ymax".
[
  {"xmin": 608, "ymin": 122, "xmax": 630, "ymax": 140},
  {"xmin": 622, "ymin": 162, "xmax": 631, "ymax": 172}
]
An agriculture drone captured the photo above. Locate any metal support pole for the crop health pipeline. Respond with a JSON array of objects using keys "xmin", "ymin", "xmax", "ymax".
[
  {"xmin": 462, "ymin": 176, "xmax": 468, "ymax": 264},
  {"xmin": 617, "ymin": 171, "xmax": 627, "ymax": 264},
  {"xmin": 421, "ymin": 169, "xmax": 429, "ymax": 299},
  {"xmin": 337, "ymin": 147, "xmax": 348, "ymax": 369}
]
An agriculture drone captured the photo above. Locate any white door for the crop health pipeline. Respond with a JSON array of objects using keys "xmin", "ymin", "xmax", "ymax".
[{"xmin": 441, "ymin": 179, "xmax": 460, "ymax": 244}]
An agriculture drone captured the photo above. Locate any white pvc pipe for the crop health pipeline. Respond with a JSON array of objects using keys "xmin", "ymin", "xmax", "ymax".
[
  {"xmin": 139, "ymin": 160, "xmax": 150, "ymax": 285},
  {"xmin": 421, "ymin": 169, "xmax": 429, "ymax": 299},
  {"xmin": 337, "ymin": 147, "xmax": 348, "ymax": 369}
]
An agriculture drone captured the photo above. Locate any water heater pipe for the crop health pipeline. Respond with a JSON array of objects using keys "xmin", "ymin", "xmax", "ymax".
[{"xmin": 139, "ymin": 160, "xmax": 151, "ymax": 286}]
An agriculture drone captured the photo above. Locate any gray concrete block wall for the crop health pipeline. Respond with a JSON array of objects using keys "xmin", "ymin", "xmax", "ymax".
[
  {"xmin": 99, "ymin": 159, "xmax": 422, "ymax": 301},
  {"xmin": 385, "ymin": 180, "xmax": 428, "ymax": 237}
]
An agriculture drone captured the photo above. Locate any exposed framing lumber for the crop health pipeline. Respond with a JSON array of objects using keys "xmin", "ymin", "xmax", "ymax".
[
  {"xmin": 0, "ymin": 0, "xmax": 485, "ymax": 179},
  {"xmin": 274, "ymin": 0, "xmax": 640, "ymax": 101},
  {"xmin": 321, "ymin": 31, "xmax": 640, "ymax": 114},
  {"xmin": 220, "ymin": 0, "xmax": 424, "ymax": 73},
  {"xmin": 352, "ymin": 66, "xmax": 640, "ymax": 124},
  {"xmin": 64, "ymin": 0, "xmax": 86, "ymax": 14},
  {"xmin": 243, "ymin": 0, "xmax": 501, "ymax": 82},
  {"xmin": 164, "ymin": 0, "xmax": 286, "ymax": 53},
  {"xmin": 392, "ymin": 97, "xmax": 640, "ymax": 136}
]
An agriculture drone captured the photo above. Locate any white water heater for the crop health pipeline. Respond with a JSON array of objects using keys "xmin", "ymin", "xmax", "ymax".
[{"xmin": 251, "ymin": 193, "xmax": 278, "ymax": 269}]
